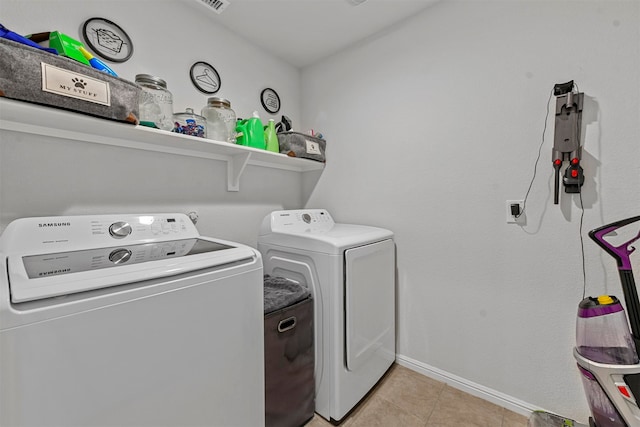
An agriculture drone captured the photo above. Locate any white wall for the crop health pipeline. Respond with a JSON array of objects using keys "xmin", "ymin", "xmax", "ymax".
[
  {"xmin": 3, "ymin": 0, "xmax": 639, "ymax": 421},
  {"xmin": 302, "ymin": 0, "xmax": 640, "ymax": 421},
  {"xmin": 1, "ymin": 0, "xmax": 300, "ymax": 122},
  {"xmin": 0, "ymin": 0, "xmax": 306, "ymax": 246}
]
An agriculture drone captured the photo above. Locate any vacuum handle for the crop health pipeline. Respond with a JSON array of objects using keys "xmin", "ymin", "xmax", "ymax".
[
  {"xmin": 553, "ymin": 164, "xmax": 560, "ymax": 205},
  {"xmin": 589, "ymin": 216, "xmax": 640, "ymax": 352},
  {"xmin": 589, "ymin": 215, "xmax": 640, "ymax": 271},
  {"xmin": 619, "ymin": 269, "xmax": 640, "ymax": 345}
]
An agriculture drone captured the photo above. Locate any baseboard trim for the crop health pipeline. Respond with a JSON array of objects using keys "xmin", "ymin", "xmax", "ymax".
[{"xmin": 395, "ymin": 354, "xmax": 541, "ymax": 417}]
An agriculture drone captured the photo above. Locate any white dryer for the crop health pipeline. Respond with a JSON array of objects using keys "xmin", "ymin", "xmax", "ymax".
[
  {"xmin": 0, "ymin": 213, "xmax": 265, "ymax": 427},
  {"xmin": 258, "ymin": 209, "xmax": 395, "ymax": 422}
]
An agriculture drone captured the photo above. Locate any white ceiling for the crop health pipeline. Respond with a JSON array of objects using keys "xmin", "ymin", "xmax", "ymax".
[{"xmin": 190, "ymin": 0, "xmax": 439, "ymax": 68}]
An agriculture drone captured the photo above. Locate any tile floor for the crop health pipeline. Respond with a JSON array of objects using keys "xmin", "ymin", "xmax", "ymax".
[{"xmin": 305, "ymin": 364, "xmax": 529, "ymax": 427}]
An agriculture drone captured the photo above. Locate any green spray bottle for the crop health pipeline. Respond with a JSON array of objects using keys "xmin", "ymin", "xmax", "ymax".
[{"xmin": 264, "ymin": 119, "xmax": 279, "ymax": 153}]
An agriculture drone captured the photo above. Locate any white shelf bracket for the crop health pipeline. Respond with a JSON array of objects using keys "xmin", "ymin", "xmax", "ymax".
[{"xmin": 227, "ymin": 152, "xmax": 251, "ymax": 191}]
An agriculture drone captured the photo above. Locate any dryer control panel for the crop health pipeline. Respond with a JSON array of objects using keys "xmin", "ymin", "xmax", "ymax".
[{"xmin": 268, "ymin": 209, "xmax": 335, "ymax": 234}]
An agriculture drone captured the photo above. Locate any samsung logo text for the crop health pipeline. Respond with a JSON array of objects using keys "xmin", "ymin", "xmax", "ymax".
[{"xmin": 38, "ymin": 222, "xmax": 71, "ymax": 228}]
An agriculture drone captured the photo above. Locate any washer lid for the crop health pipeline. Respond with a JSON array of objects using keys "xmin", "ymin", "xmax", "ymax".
[{"xmin": 258, "ymin": 209, "xmax": 393, "ymax": 253}]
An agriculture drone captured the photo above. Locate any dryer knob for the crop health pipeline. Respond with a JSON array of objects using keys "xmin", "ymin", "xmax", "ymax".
[
  {"xmin": 109, "ymin": 248, "xmax": 132, "ymax": 265},
  {"xmin": 109, "ymin": 221, "xmax": 132, "ymax": 239}
]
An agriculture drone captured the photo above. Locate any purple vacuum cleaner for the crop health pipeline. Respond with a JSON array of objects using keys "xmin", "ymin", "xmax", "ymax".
[{"xmin": 575, "ymin": 215, "xmax": 640, "ymax": 426}]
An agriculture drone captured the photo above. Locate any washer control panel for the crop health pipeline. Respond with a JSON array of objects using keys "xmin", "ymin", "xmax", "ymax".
[
  {"xmin": 109, "ymin": 221, "xmax": 132, "ymax": 239},
  {"xmin": 0, "ymin": 214, "xmax": 199, "ymax": 255},
  {"xmin": 93, "ymin": 215, "xmax": 190, "ymax": 241},
  {"xmin": 269, "ymin": 209, "xmax": 335, "ymax": 233}
]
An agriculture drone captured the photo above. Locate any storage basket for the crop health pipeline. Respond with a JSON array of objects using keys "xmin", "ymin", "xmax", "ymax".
[
  {"xmin": 277, "ymin": 131, "xmax": 326, "ymax": 163},
  {"xmin": 264, "ymin": 275, "xmax": 315, "ymax": 427},
  {"xmin": 0, "ymin": 38, "xmax": 140, "ymax": 124}
]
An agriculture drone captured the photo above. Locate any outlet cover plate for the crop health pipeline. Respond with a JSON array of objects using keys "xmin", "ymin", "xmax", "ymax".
[{"xmin": 506, "ymin": 200, "xmax": 524, "ymax": 223}]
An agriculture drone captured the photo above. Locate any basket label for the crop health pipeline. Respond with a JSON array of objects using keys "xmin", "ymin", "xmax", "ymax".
[
  {"xmin": 41, "ymin": 63, "xmax": 111, "ymax": 106},
  {"xmin": 305, "ymin": 139, "xmax": 322, "ymax": 155}
]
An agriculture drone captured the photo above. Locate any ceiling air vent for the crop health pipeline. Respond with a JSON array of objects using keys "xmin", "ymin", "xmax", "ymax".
[
  {"xmin": 346, "ymin": 0, "xmax": 368, "ymax": 5},
  {"xmin": 198, "ymin": 0, "xmax": 230, "ymax": 14}
]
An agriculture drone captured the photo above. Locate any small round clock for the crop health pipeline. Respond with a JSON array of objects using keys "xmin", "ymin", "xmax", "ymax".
[{"xmin": 82, "ymin": 17, "xmax": 133, "ymax": 63}]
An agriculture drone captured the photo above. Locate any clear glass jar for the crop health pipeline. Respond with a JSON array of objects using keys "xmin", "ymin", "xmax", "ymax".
[
  {"xmin": 135, "ymin": 74, "xmax": 174, "ymax": 131},
  {"xmin": 201, "ymin": 97, "xmax": 236, "ymax": 143},
  {"xmin": 172, "ymin": 108, "xmax": 207, "ymax": 138}
]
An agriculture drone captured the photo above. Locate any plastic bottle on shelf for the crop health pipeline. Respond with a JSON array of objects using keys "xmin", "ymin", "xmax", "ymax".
[
  {"xmin": 235, "ymin": 111, "xmax": 265, "ymax": 149},
  {"xmin": 264, "ymin": 119, "xmax": 279, "ymax": 153},
  {"xmin": 78, "ymin": 46, "xmax": 117, "ymax": 76}
]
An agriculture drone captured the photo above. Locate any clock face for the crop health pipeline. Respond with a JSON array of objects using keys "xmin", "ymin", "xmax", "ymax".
[
  {"xmin": 82, "ymin": 17, "xmax": 133, "ymax": 63},
  {"xmin": 190, "ymin": 62, "xmax": 221, "ymax": 94},
  {"xmin": 261, "ymin": 88, "xmax": 281, "ymax": 114}
]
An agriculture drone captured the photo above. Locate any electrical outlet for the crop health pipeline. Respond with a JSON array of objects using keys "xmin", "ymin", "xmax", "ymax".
[{"xmin": 506, "ymin": 200, "xmax": 524, "ymax": 223}]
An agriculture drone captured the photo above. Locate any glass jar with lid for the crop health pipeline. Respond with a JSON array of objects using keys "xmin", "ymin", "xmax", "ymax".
[
  {"xmin": 172, "ymin": 108, "xmax": 207, "ymax": 138},
  {"xmin": 135, "ymin": 74, "xmax": 174, "ymax": 131},
  {"xmin": 201, "ymin": 97, "xmax": 236, "ymax": 143}
]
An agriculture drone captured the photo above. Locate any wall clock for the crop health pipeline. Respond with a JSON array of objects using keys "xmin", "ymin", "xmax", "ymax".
[
  {"xmin": 261, "ymin": 88, "xmax": 281, "ymax": 114},
  {"xmin": 190, "ymin": 61, "xmax": 221, "ymax": 94},
  {"xmin": 82, "ymin": 17, "xmax": 133, "ymax": 63}
]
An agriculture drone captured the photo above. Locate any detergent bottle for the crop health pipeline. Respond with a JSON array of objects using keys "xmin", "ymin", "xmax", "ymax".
[
  {"xmin": 235, "ymin": 111, "xmax": 266, "ymax": 149},
  {"xmin": 264, "ymin": 119, "xmax": 279, "ymax": 153}
]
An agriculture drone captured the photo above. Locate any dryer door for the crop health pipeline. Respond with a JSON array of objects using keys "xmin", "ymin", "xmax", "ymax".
[{"xmin": 344, "ymin": 239, "xmax": 395, "ymax": 371}]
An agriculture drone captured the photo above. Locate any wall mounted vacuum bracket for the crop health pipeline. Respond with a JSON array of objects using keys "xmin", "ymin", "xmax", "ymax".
[{"xmin": 552, "ymin": 80, "xmax": 584, "ymax": 204}]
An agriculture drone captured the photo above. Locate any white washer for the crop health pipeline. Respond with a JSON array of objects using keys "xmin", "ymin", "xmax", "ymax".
[
  {"xmin": 0, "ymin": 213, "xmax": 264, "ymax": 427},
  {"xmin": 258, "ymin": 209, "xmax": 395, "ymax": 422}
]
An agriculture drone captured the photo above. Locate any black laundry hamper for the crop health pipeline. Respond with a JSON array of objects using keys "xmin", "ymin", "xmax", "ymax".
[{"xmin": 264, "ymin": 275, "xmax": 315, "ymax": 427}]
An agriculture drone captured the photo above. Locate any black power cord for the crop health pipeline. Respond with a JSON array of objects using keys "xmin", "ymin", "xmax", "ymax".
[{"xmin": 515, "ymin": 88, "xmax": 553, "ymax": 220}]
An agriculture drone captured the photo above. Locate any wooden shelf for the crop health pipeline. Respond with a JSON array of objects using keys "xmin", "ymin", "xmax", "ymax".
[{"xmin": 0, "ymin": 99, "xmax": 324, "ymax": 191}]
